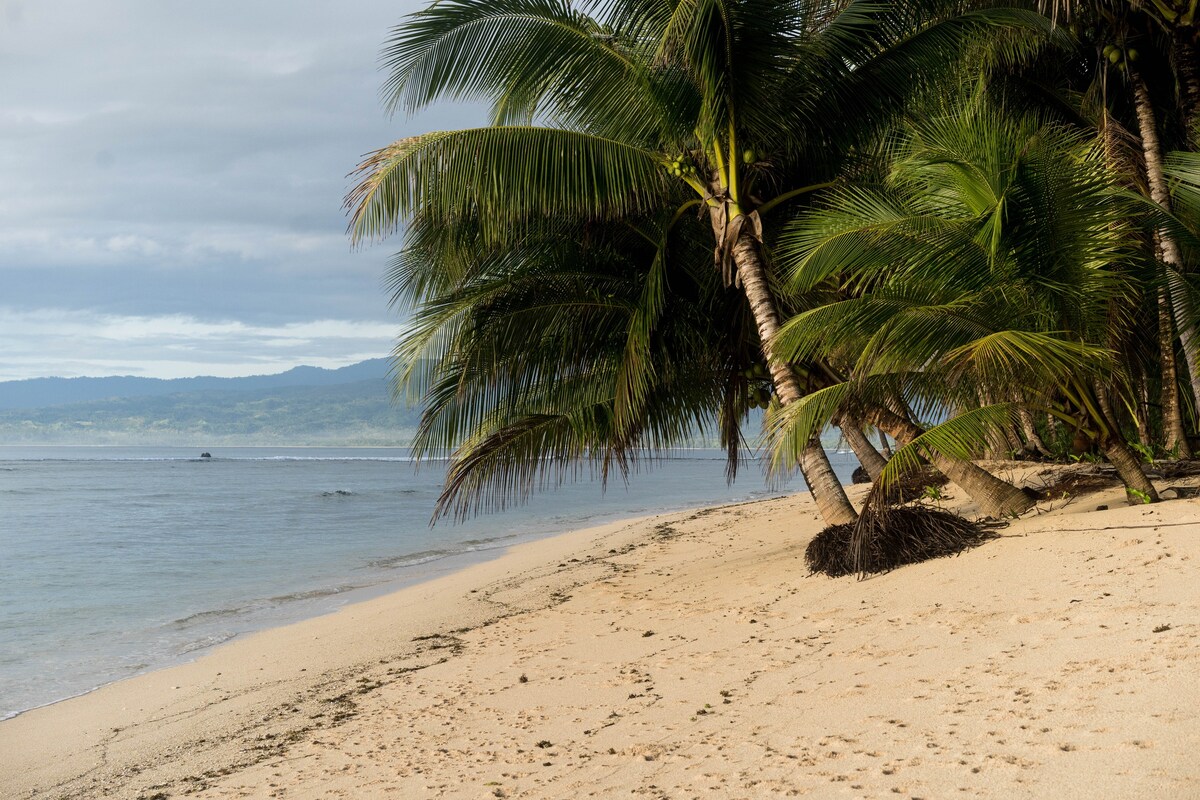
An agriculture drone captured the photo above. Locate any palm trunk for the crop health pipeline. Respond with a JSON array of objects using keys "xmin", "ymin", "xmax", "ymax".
[
  {"xmin": 1093, "ymin": 380, "xmax": 1159, "ymax": 503},
  {"xmin": 837, "ymin": 414, "xmax": 888, "ymax": 481},
  {"xmin": 1175, "ymin": 30, "xmax": 1199, "ymax": 147},
  {"xmin": 1132, "ymin": 73, "xmax": 1200, "ymax": 412},
  {"xmin": 1045, "ymin": 411, "xmax": 1059, "ymax": 451},
  {"xmin": 1016, "ymin": 401, "xmax": 1053, "ymax": 458},
  {"xmin": 1104, "ymin": 438, "xmax": 1160, "ymax": 502},
  {"xmin": 878, "ymin": 430, "xmax": 893, "ymax": 459},
  {"xmin": 725, "ymin": 223, "xmax": 858, "ymax": 525},
  {"xmin": 1159, "ymin": 286, "xmax": 1193, "ymax": 458},
  {"xmin": 1134, "ymin": 370, "xmax": 1154, "ymax": 450},
  {"xmin": 869, "ymin": 406, "xmax": 1035, "ymax": 518}
]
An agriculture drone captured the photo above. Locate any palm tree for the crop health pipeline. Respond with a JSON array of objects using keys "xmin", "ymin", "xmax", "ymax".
[
  {"xmin": 768, "ymin": 98, "xmax": 1161, "ymax": 502},
  {"xmin": 1040, "ymin": 0, "xmax": 1197, "ymax": 141},
  {"xmin": 1028, "ymin": 0, "xmax": 1200, "ymax": 449},
  {"xmin": 390, "ymin": 212, "xmax": 767, "ymax": 518},
  {"xmin": 348, "ymin": 0, "xmax": 1052, "ymax": 524}
]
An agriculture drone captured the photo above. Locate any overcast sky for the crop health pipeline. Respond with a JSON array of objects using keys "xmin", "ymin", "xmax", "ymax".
[{"xmin": 0, "ymin": 0, "xmax": 481, "ymax": 380}]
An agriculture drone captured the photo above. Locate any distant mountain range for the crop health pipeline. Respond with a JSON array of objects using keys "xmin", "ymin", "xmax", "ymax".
[
  {"xmin": 0, "ymin": 359, "xmax": 425, "ymax": 445},
  {"xmin": 0, "ymin": 359, "xmax": 393, "ymax": 411},
  {"xmin": 0, "ymin": 359, "xmax": 819, "ymax": 449}
]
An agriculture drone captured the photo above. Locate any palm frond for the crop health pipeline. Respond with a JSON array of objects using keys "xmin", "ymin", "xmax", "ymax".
[
  {"xmin": 347, "ymin": 127, "xmax": 668, "ymax": 244},
  {"xmin": 873, "ymin": 403, "xmax": 1024, "ymax": 495}
]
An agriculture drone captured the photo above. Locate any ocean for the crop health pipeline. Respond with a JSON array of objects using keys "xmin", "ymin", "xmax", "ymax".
[{"xmin": 0, "ymin": 446, "xmax": 857, "ymax": 719}]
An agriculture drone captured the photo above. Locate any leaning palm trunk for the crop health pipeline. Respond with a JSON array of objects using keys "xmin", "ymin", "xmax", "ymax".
[
  {"xmin": 837, "ymin": 414, "xmax": 889, "ymax": 481},
  {"xmin": 1103, "ymin": 438, "xmax": 1161, "ymax": 501},
  {"xmin": 1159, "ymin": 286, "xmax": 1193, "ymax": 457},
  {"xmin": 1016, "ymin": 400, "xmax": 1054, "ymax": 458},
  {"xmin": 727, "ymin": 226, "xmax": 858, "ymax": 525},
  {"xmin": 869, "ymin": 407, "xmax": 1036, "ymax": 518},
  {"xmin": 1133, "ymin": 73, "xmax": 1200, "ymax": 412},
  {"xmin": 1094, "ymin": 381, "xmax": 1160, "ymax": 502}
]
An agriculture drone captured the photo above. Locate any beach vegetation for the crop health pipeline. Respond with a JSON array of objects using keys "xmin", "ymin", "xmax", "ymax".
[
  {"xmin": 766, "ymin": 95, "xmax": 1168, "ymax": 520},
  {"xmin": 348, "ymin": 0, "xmax": 1056, "ymax": 526},
  {"xmin": 347, "ymin": 0, "xmax": 1200, "ymax": 571}
]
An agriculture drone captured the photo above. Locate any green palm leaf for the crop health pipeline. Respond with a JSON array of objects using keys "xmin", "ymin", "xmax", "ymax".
[{"xmin": 347, "ymin": 127, "xmax": 668, "ymax": 243}]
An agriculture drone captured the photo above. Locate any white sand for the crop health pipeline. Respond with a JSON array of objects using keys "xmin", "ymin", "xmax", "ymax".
[{"xmin": 3, "ymin": 467, "xmax": 1199, "ymax": 799}]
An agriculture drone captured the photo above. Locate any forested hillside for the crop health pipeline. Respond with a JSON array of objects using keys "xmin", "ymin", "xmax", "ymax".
[{"xmin": 0, "ymin": 361, "xmax": 423, "ymax": 445}]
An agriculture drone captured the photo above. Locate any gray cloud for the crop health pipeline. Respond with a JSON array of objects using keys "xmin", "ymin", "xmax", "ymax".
[
  {"xmin": 0, "ymin": 307, "xmax": 399, "ymax": 379},
  {"xmin": 0, "ymin": 0, "xmax": 483, "ymax": 378}
]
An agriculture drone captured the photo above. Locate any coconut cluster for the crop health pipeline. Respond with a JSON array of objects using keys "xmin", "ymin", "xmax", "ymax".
[
  {"xmin": 666, "ymin": 153, "xmax": 696, "ymax": 178},
  {"xmin": 1101, "ymin": 43, "xmax": 1138, "ymax": 70},
  {"xmin": 742, "ymin": 362, "xmax": 773, "ymax": 409}
]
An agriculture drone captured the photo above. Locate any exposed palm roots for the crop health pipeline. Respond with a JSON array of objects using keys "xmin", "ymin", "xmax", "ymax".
[{"xmin": 805, "ymin": 506, "xmax": 997, "ymax": 578}]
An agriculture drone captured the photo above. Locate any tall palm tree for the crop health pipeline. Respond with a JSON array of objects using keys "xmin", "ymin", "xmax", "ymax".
[
  {"xmin": 1041, "ymin": 0, "xmax": 1197, "ymax": 141},
  {"xmin": 1030, "ymin": 0, "xmax": 1200, "ymax": 443},
  {"xmin": 348, "ymin": 0, "xmax": 1052, "ymax": 524},
  {"xmin": 768, "ymin": 98, "xmax": 1161, "ymax": 502}
]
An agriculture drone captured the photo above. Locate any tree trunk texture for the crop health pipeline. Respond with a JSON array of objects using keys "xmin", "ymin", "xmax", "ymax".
[
  {"xmin": 1104, "ymin": 439, "xmax": 1161, "ymax": 502},
  {"xmin": 980, "ymin": 391, "xmax": 1013, "ymax": 459},
  {"xmin": 1159, "ymin": 286, "xmax": 1193, "ymax": 458},
  {"xmin": 1004, "ymin": 424, "xmax": 1024, "ymax": 457},
  {"xmin": 1132, "ymin": 73, "xmax": 1200, "ymax": 412},
  {"xmin": 1045, "ymin": 411, "xmax": 1059, "ymax": 449},
  {"xmin": 1134, "ymin": 371, "xmax": 1154, "ymax": 450},
  {"xmin": 1093, "ymin": 380, "xmax": 1159, "ymax": 502},
  {"xmin": 1175, "ymin": 30, "xmax": 1199, "ymax": 147},
  {"xmin": 837, "ymin": 415, "xmax": 888, "ymax": 481},
  {"xmin": 868, "ymin": 406, "xmax": 1035, "ymax": 517},
  {"xmin": 1016, "ymin": 401, "xmax": 1053, "ymax": 458},
  {"xmin": 723, "ymin": 222, "xmax": 858, "ymax": 525},
  {"xmin": 878, "ymin": 430, "xmax": 893, "ymax": 459}
]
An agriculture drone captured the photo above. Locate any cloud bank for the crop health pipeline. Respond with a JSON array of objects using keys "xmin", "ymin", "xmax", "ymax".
[
  {"xmin": 0, "ymin": 308, "xmax": 400, "ymax": 380},
  {"xmin": 0, "ymin": 0, "xmax": 481, "ymax": 379}
]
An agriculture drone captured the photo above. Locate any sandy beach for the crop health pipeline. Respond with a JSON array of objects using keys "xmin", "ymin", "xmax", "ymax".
[{"xmin": 2, "ymin": 466, "xmax": 1199, "ymax": 799}]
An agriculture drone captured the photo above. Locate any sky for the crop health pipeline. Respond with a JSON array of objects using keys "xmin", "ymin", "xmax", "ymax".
[{"xmin": 0, "ymin": 0, "xmax": 482, "ymax": 380}]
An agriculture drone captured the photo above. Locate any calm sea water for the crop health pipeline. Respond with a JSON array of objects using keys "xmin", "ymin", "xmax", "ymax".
[{"xmin": 0, "ymin": 446, "xmax": 857, "ymax": 719}]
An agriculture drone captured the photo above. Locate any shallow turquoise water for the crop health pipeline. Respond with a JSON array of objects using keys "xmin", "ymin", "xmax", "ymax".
[{"xmin": 0, "ymin": 446, "xmax": 856, "ymax": 718}]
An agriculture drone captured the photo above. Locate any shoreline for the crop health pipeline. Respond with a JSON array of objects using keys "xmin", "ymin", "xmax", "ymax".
[
  {"xmin": 0, "ymin": 498, "xmax": 743, "ymax": 724},
  {"xmin": 0, "ymin": 504, "xmax": 713, "ymax": 798},
  {"xmin": 0, "ymin": 532, "xmax": 527, "ymax": 724},
  {"xmin": 0, "ymin": 446, "xmax": 818, "ymax": 723},
  {"xmin": 4, "ymin": 467, "xmax": 1199, "ymax": 798}
]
